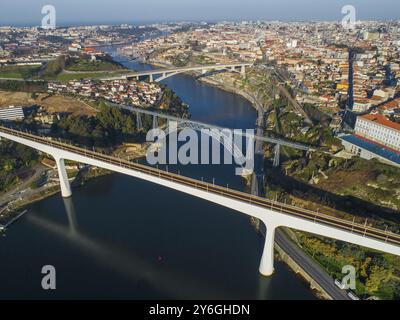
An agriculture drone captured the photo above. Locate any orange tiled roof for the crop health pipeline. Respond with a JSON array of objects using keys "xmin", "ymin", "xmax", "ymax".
[
  {"xmin": 380, "ymin": 98, "xmax": 400, "ymax": 110},
  {"xmin": 361, "ymin": 113, "xmax": 400, "ymax": 131}
]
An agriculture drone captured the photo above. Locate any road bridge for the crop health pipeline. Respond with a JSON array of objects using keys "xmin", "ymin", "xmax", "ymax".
[
  {"xmin": 1, "ymin": 124, "xmax": 400, "ymax": 278},
  {"xmin": 110, "ymin": 102, "xmax": 312, "ymax": 169},
  {"xmin": 100, "ymin": 63, "xmax": 252, "ymax": 82}
]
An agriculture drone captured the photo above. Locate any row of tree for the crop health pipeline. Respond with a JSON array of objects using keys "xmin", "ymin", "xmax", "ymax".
[
  {"xmin": 297, "ymin": 233, "xmax": 400, "ymax": 299},
  {"xmin": 51, "ymin": 103, "xmax": 152, "ymax": 148},
  {"xmin": 0, "ymin": 80, "xmax": 48, "ymax": 92}
]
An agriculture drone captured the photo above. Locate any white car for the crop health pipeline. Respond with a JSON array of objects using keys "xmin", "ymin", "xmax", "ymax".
[{"xmin": 334, "ymin": 279, "xmax": 346, "ymax": 290}]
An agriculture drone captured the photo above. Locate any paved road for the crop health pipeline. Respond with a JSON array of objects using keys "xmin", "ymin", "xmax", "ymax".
[
  {"xmin": 277, "ymin": 84, "xmax": 313, "ymax": 125},
  {"xmin": 0, "ymin": 77, "xmax": 46, "ymax": 82},
  {"xmin": 258, "ymin": 64, "xmax": 313, "ymax": 125},
  {"xmin": 0, "ymin": 165, "xmax": 48, "ymax": 208},
  {"xmin": 275, "ymin": 229, "xmax": 350, "ymax": 300},
  {"xmin": 250, "ymin": 108, "xmax": 349, "ymax": 300},
  {"xmin": 100, "ymin": 63, "xmax": 252, "ymax": 80}
]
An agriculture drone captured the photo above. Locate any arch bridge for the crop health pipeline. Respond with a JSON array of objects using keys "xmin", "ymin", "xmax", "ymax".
[
  {"xmin": 101, "ymin": 63, "xmax": 253, "ymax": 82},
  {"xmin": 1, "ymin": 124, "xmax": 400, "ymax": 278}
]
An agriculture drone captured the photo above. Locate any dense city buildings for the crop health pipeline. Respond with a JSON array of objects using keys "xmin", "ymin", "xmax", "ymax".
[
  {"xmin": 1, "ymin": 15, "xmax": 400, "ymax": 302},
  {"xmin": 355, "ymin": 114, "xmax": 400, "ymax": 151},
  {"xmin": 2, "ymin": 20, "xmax": 400, "ymax": 168},
  {"xmin": 0, "ymin": 106, "xmax": 24, "ymax": 121},
  {"xmin": 48, "ymin": 80, "xmax": 162, "ymax": 106}
]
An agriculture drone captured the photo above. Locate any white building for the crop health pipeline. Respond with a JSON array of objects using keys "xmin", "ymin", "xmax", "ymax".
[
  {"xmin": 353, "ymin": 99, "xmax": 372, "ymax": 113},
  {"xmin": 354, "ymin": 114, "xmax": 400, "ymax": 151},
  {"xmin": 340, "ymin": 134, "xmax": 400, "ymax": 168},
  {"xmin": 0, "ymin": 106, "xmax": 25, "ymax": 121}
]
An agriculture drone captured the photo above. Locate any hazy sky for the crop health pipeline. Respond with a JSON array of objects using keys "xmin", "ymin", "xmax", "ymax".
[{"xmin": 0, "ymin": 0, "xmax": 399, "ymax": 25}]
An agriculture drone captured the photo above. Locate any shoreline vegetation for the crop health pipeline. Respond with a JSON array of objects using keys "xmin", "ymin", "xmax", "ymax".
[
  {"xmin": 0, "ymin": 151, "xmax": 147, "ymax": 225},
  {"xmin": 141, "ymin": 57, "xmax": 400, "ymax": 300},
  {"xmin": 1, "ymin": 53, "xmax": 400, "ymax": 299},
  {"xmin": 129, "ymin": 58, "xmax": 335, "ymax": 299}
]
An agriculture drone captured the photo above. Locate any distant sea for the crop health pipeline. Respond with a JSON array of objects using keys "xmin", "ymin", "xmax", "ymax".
[{"xmin": 0, "ymin": 20, "xmax": 210, "ymax": 28}]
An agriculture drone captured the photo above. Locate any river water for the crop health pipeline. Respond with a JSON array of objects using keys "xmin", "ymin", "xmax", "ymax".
[{"xmin": 0, "ymin": 48, "xmax": 316, "ymax": 299}]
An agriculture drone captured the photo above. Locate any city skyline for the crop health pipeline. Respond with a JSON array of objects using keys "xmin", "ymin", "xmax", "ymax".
[
  {"xmin": 1, "ymin": 1, "xmax": 400, "ymax": 302},
  {"xmin": 0, "ymin": 0, "xmax": 399, "ymax": 26}
]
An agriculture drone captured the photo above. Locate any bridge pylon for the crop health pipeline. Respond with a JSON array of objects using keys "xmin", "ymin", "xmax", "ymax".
[
  {"xmin": 273, "ymin": 144, "xmax": 280, "ymax": 167},
  {"xmin": 241, "ymin": 65, "xmax": 246, "ymax": 76},
  {"xmin": 259, "ymin": 223, "xmax": 277, "ymax": 276},
  {"xmin": 54, "ymin": 157, "xmax": 72, "ymax": 198},
  {"xmin": 63, "ymin": 197, "xmax": 78, "ymax": 235},
  {"xmin": 152, "ymin": 115, "xmax": 158, "ymax": 129},
  {"xmin": 136, "ymin": 112, "xmax": 143, "ymax": 130}
]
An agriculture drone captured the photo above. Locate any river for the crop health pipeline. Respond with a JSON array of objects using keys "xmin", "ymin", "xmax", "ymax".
[{"xmin": 0, "ymin": 47, "xmax": 316, "ymax": 299}]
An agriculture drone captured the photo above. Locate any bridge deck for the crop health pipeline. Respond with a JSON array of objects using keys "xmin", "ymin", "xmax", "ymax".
[
  {"xmin": 111, "ymin": 102, "xmax": 311, "ymax": 151},
  {"xmin": 121, "ymin": 63, "xmax": 252, "ymax": 77},
  {"xmin": 1, "ymin": 124, "xmax": 399, "ymax": 248},
  {"xmin": 100, "ymin": 63, "xmax": 253, "ymax": 81}
]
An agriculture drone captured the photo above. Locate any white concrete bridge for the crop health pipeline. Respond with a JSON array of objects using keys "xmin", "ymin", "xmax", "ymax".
[
  {"xmin": 100, "ymin": 63, "xmax": 252, "ymax": 82},
  {"xmin": 1, "ymin": 125, "xmax": 400, "ymax": 277}
]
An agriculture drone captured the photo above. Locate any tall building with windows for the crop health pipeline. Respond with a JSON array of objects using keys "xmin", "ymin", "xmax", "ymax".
[
  {"xmin": 355, "ymin": 114, "xmax": 400, "ymax": 151},
  {"xmin": 340, "ymin": 114, "xmax": 400, "ymax": 167}
]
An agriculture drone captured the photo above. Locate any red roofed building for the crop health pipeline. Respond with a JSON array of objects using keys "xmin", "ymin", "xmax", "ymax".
[
  {"xmin": 83, "ymin": 47, "xmax": 95, "ymax": 53},
  {"xmin": 355, "ymin": 114, "xmax": 400, "ymax": 151},
  {"xmin": 380, "ymin": 97, "xmax": 400, "ymax": 114}
]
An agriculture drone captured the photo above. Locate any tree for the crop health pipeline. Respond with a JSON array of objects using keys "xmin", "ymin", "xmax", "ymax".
[{"xmin": 365, "ymin": 265, "xmax": 392, "ymax": 293}]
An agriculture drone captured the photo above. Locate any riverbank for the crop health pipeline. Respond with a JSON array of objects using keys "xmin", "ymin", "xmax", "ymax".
[
  {"xmin": 275, "ymin": 241, "xmax": 332, "ymax": 300},
  {"xmin": 1, "ymin": 51, "xmax": 320, "ymax": 299},
  {"xmin": 0, "ymin": 169, "xmax": 104, "ymax": 225},
  {"xmin": 254, "ymin": 216, "xmax": 336, "ymax": 300},
  {"xmin": 0, "ymin": 144, "xmax": 148, "ymax": 226},
  {"xmin": 146, "ymin": 59, "xmax": 263, "ymax": 113},
  {"xmin": 194, "ymin": 74, "xmax": 341, "ymax": 300},
  {"xmin": 143, "ymin": 58, "xmax": 338, "ymax": 300}
]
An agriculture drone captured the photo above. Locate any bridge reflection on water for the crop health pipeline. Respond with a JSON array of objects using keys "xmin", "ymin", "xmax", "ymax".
[{"xmin": 26, "ymin": 197, "xmax": 273, "ymax": 300}]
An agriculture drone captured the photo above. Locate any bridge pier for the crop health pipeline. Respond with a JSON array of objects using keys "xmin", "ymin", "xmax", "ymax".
[
  {"xmin": 273, "ymin": 144, "xmax": 280, "ymax": 167},
  {"xmin": 152, "ymin": 115, "xmax": 158, "ymax": 129},
  {"xmin": 259, "ymin": 223, "xmax": 277, "ymax": 276},
  {"xmin": 136, "ymin": 112, "xmax": 142, "ymax": 130},
  {"xmin": 241, "ymin": 65, "xmax": 246, "ymax": 76},
  {"xmin": 54, "ymin": 157, "xmax": 72, "ymax": 198},
  {"xmin": 149, "ymin": 74, "xmax": 154, "ymax": 83}
]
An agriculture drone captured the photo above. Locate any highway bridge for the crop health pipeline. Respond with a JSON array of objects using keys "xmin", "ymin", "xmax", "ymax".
[
  {"xmin": 100, "ymin": 63, "xmax": 252, "ymax": 82},
  {"xmin": 1, "ymin": 124, "xmax": 400, "ymax": 277},
  {"xmin": 109, "ymin": 102, "xmax": 312, "ymax": 170}
]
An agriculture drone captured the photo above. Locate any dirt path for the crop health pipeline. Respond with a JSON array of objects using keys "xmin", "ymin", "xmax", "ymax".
[{"xmin": 0, "ymin": 91, "xmax": 96, "ymax": 116}]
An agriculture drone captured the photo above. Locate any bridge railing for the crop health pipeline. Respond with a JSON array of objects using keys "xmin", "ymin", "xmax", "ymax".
[
  {"xmin": 1, "ymin": 123, "xmax": 399, "ymax": 246},
  {"xmin": 111, "ymin": 102, "xmax": 312, "ymax": 151}
]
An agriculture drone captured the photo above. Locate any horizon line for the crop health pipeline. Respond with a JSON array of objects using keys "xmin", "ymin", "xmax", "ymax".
[{"xmin": 1, "ymin": 18, "xmax": 399, "ymax": 28}]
